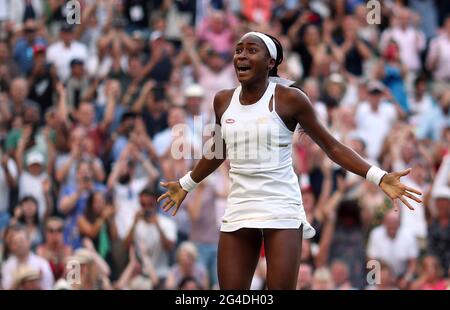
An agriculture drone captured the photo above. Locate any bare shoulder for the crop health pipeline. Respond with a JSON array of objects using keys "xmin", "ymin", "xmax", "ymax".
[
  {"xmin": 213, "ymin": 88, "xmax": 236, "ymax": 120},
  {"xmin": 275, "ymin": 84, "xmax": 313, "ymax": 115}
]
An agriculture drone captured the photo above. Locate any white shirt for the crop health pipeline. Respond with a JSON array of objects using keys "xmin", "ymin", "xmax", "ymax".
[
  {"xmin": 153, "ymin": 127, "xmax": 201, "ymax": 158},
  {"xmin": 426, "ymin": 34, "xmax": 450, "ymax": 81},
  {"xmin": 18, "ymin": 171, "xmax": 48, "ymax": 221},
  {"xmin": 1, "ymin": 253, "xmax": 54, "ymax": 290},
  {"xmin": 113, "ymin": 177, "xmax": 149, "ymax": 240},
  {"xmin": 399, "ymin": 177, "xmax": 428, "ymax": 239},
  {"xmin": 380, "ymin": 26, "xmax": 425, "ymax": 72},
  {"xmin": 408, "ymin": 93, "xmax": 434, "ymax": 127},
  {"xmin": 134, "ymin": 215, "xmax": 177, "ymax": 278},
  {"xmin": 46, "ymin": 41, "xmax": 88, "ymax": 82},
  {"xmin": 367, "ymin": 226, "xmax": 419, "ymax": 276},
  {"xmin": 355, "ymin": 101, "xmax": 397, "ymax": 161},
  {"xmin": 0, "ymin": 158, "xmax": 18, "ymax": 213}
]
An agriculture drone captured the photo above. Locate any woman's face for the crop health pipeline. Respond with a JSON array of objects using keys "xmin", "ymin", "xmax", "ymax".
[
  {"xmin": 178, "ymin": 250, "xmax": 195, "ymax": 269},
  {"xmin": 22, "ymin": 200, "xmax": 38, "ymax": 218},
  {"xmin": 304, "ymin": 25, "xmax": 320, "ymax": 46},
  {"xmin": 93, "ymin": 193, "xmax": 105, "ymax": 215},
  {"xmin": 233, "ymin": 35, "xmax": 274, "ymax": 84}
]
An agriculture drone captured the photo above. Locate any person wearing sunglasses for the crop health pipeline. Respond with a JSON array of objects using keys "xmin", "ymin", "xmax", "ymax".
[{"xmin": 36, "ymin": 217, "xmax": 73, "ymax": 281}]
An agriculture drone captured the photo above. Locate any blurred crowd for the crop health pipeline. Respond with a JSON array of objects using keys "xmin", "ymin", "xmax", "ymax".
[{"xmin": 0, "ymin": 0, "xmax": 449, "ymax": 290}]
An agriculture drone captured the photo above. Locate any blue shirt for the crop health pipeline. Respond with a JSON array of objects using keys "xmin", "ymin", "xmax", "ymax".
[
  {"xmin": 59, "ymin": 182, "xmax": 106, "ymax": 249},
  {"xmin": 13, "ymin": 37, "xmax": 47, "ymax": 75}
]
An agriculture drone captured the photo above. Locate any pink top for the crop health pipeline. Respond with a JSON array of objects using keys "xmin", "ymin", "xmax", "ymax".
[{"xmin": 421, "ymin": 280, "xmax": 448, "ymax": 290}]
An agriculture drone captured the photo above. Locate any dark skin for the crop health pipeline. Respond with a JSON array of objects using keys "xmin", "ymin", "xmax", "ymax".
[{"xmin": 158, "ymin": 35, "xmax": 422, "ymax": 290}]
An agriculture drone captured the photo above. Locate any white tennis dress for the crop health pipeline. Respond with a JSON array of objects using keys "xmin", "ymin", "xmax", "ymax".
[{"xmin": 220, "ymin": 81, "xmax": 316, "ymax": 239}]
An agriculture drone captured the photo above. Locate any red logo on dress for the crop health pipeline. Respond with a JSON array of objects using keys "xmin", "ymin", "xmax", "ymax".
[{"xmin": 225, "ymin": 119, "xmax": 235, "ymax": 124}]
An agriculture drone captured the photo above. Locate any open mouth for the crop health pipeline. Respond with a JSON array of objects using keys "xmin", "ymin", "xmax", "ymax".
[{"xmin": 237, "ymin": 65, "xmax": 251, "ymax": 73}]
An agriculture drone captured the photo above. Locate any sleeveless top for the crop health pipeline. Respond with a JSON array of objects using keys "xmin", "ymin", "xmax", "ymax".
[{"xmin": 219, "ymin": 81, "xmax": 315, "ymax": 238}]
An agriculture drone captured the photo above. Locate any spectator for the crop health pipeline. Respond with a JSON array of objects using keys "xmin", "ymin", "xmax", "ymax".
[
  {"xmin": 296, "ymin": 263, "xmax": 313, "ymax": 290},
  {"xmin": 55, "ymin": 127, "xmax": 105, "ymax": 188},
  {"xmin": 397, "ymin": 159, "xmax": 429, "ymax": 243},
  {"xmin": 11, "ymin": 265, "xmax": 42, "ymax": 290},
  {"xmin": 197, "ymin": 9, "xmax": 238, "ymax": 55},
  {"xmin": 10, "ymin": 196, "xmax": 43, "ymax": 251},
  {"xmin": 1, "ymin": 225, "xmax": 54, "ymax": 290},
  {"xmin": 65, "ymin": 59, "xmax": 89, "ymax": 110},
  {"xmin": 426, "ymin": 15, "xmax": 450, "ymax": 82},
  {"xmin": 408, "ymin": 76, "xmax": 434, "ymax": 127},
  {"xmin": 46, "ymin": 23, "xmax": 88, "ymax": 82},
  {"xmin": 17, "ymin": 152, "xmax": 52, "ymax": 221},
  {"xmin": 355, "ymin": 81, "xmax": 398, "ymax": 161},
  {"xmin": 134, "ymin": 84, "xmax": 168, "ymax": 139},
  {"xmin": 185, "ymin": 175, "xmax": 221, "ymax": 288},
  {"xmin": 330, "ymin": 260, "xmax": 356, "ymax": 290},
  {"xmin": 27, "ymin": 44, "xmax": 57, "ymax": 118},
  {"xmin": 78, "ymin": 191, "xmax": 117, "ymax": 263},
  {"xmin": 365, "ymin": 261, "xmax": 398, "ymax": 290},
  {"xmin": 108, "ymin": 142, "xmax": 159, "ymax": 241},
  {"xmin": 375, "ymin": 40, "xmax": 409, "ymax": 113},
  {"xmin": 311, "ymin": 267, "xmax": 334, "ymax": 290},
  {"xmin": 3, "ymin": 78, "xmax": 40, "ymax": 128},
  {"xmin": 125, "ymin": 188, "xmax": 177, "ymax": 287},
  {"xmin": 0, "ymin": 152, "xmax": 17, "ymax": 233},
  {"xmin": 410, "ymin": 255, "xmax": 449, "ymax": 290},
  {"xmin": 417, "ymin": 89, "xmax": 450, "ymax": 142},
  {"xmin": 59, "ymin": 160, "xmax": 106, "ymax": 249},
  {"xmin": 427, "ymin": 186, "xmax": 450, "ymax": 277},
  {"xmin": 36, "ymin": 217, "xmax": 72, "ymax": 281},
  {"xmin": 65, "ymin": 248, "xmax": 110, "ymax": 290},
  {"xmin": 165, "ymin": 241, "xmax": 208, "ymax": 290},
  {"xmin": 380, "ymin": 7, "xmax": 425, "ymax": 74},
  {"xmin": 114, "ymin": 245, "xmax": 159, "ymax": 290},
  {"xmin": 13, "ymin": 19, "xmax": 47, "ymax": 75},
  {"xmin": 367, "ymin": 209, "xmax": 419, "ymax": 287}
]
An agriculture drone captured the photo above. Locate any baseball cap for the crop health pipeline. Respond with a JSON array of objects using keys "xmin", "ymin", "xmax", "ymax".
[
  {"xmin": 27, "ymin": 152, "xmax": 44, "ymax": 166},
  {"xmin": 150, "ymin": 30, "xmax": 163, "ymax": 41},
  {"xmin": 184, "ymin": 84, "xmax": 204, "ymax": 98},
  {"xmin": 70, "ymin": 58, "xmax": 84, "ymax": 67},
  {"xmin": 367, "ymin": 80, "xmax": 385, "ymax": 94},
  {"xmin": 60, "ymin": 23, "xmax": 74, "ymax": 33}
]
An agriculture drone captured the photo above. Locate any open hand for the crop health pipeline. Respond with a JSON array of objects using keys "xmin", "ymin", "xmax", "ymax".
[
  {"xmin": 379, "ymin": 168, "xmax": 422, "ymax": 210},
  {"xmin": 157, "ymin": 181, "xmax": 187, "ymax": 216}
]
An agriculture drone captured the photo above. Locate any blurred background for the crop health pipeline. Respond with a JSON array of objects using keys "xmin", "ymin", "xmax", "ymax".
[{"xmin": 0, "ymin": 0, "xmax": 449, "ymax": 290}]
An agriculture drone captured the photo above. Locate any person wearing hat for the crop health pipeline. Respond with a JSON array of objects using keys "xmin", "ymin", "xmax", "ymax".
[
  {"xmin": 184, "ymin": 84, "xmax": 207, "ymax": 138},
  {"xmin": 12, "ymin": 266, "xmax": 42, "ymax": 290},
  {"xmin": 66, "ymin": 58, "xmax": 89, "ymax": 109},
  {"xmin": 125, "ymin": 187, "xmax": 177, "ymax": 288},
  {"xmin": 355, "ymin": 80, "xmax": 399, "ymax": 161},
  {"xmin": 28, "ymin": 42, "xmax": 56, "ymax": 118},
  {"xmin": 18, "ymin": 151, "xmax": 51, "ymax": 221},
  {"xmin": 13, "ymin": 19, "xmax": 47, "ymax": 75},
  {"xmin": 65, "ymin": 248, "xmax": 97, "ymax": 290},
  {"xmin": 1, "ymin": 225, "xmax": 54, "ymax": 290},
  {"xmin": 138, "ymin": 30, "xmax": 173, "ymax": 85},
  {"xmin": 46, "ymin": 23, "xmax": 88, "ymax": 82}
]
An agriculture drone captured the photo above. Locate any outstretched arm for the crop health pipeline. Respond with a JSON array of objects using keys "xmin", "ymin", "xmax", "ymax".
[
  {"xmin": 157, "ymin": 90, "xmax": 231, "ymax": 215},
  {"xmin": 288, "ymin": 88, "xmax": 422, "ymax": 209}
]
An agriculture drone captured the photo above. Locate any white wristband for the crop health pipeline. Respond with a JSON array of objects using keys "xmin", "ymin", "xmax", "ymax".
[
  {"xmin": 366, "ymin": 166, "xmax": 387, "ymax": 186},
  {"xmin": 179, "ymin": 171, "xmax": 198, "ymax": 192}
]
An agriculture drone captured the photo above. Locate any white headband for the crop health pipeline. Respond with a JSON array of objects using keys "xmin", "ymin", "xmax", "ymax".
[{"xmin": 242, "ymin": 32, "xmax": 277, "ymax": 60}]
